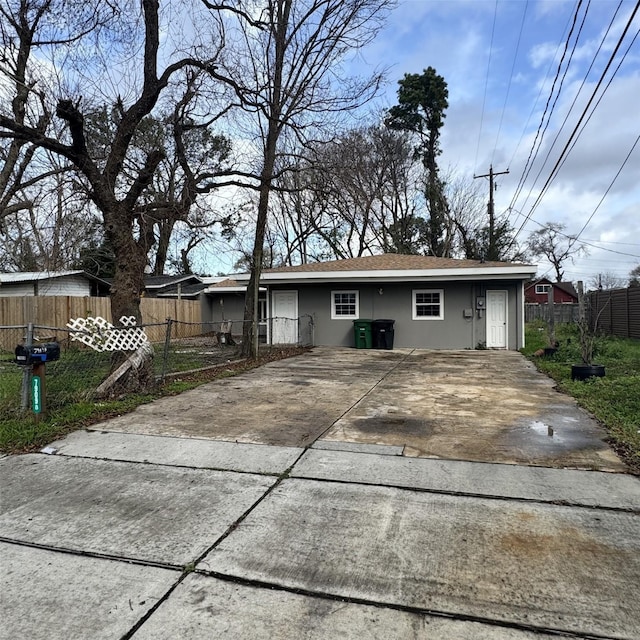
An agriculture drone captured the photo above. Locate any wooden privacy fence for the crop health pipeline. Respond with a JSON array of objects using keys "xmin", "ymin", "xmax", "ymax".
[
  {"xmin": 525, "ymin": 303, "xmax": 579, "ymax": 323},
  {"xmin": 589, "ymin": 287, "xmax": 640, "ymax": 340},
  {"xmin": 0, "ymin": 296, "xmax": 204, "ymax": 348}
]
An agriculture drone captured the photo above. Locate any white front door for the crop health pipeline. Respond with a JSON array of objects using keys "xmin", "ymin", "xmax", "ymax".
[
  {"xmin": 486, "ymin": 290, "xmax": 507, "ymax": 348},
  {"xmin": 272, "ymin": 290, "xmax": 298, "ymax": 344}
]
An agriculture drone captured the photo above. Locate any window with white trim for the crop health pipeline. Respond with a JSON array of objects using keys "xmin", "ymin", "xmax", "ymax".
[
  {"xmin": 413, "ymin": 289, "xmax": 444, "ymax": 320},
  {"xmin": 535, "ymin": 284, "xmax": 551, "ymax": 294},
  {"xmin": 331, "ymin": 290, "xmax": 359, "ymax": 319}
]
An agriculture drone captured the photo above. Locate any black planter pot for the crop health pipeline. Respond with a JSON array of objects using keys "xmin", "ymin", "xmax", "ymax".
[{"xmin": 571, "ymin": 364, "xmax": 605, "ymax": 381}]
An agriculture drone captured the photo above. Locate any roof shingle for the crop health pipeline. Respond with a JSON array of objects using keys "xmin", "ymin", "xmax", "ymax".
[{"xmin": 263, "ymin": 254, "xmax": 532, "ymax": 273}]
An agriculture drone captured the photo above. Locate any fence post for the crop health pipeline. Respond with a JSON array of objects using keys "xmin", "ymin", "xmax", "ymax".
[
  {"xmin": 547, "ymin": 288, "xmax": 555, "ymax": 345},
  {"xmin": 161, "ymin": 317, "xmax": 173, "ymax": 382},
  {"xmin": 20, "ymin": 323, "xmax": 33, "ymax": 410}
]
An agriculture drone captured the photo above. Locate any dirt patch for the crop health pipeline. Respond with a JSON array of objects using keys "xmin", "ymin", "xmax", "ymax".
[{"xmin": 352, "ymin": 416, "xmax": 435, "ymax": 437}]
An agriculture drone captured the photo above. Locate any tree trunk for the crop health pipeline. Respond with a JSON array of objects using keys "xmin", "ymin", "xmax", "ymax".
[
  {"xmin": 106, "ymin": 208, "xmax": 155, "ymax": 390},
  {"xmin": 241, "ymin": 163, "xmax": 274, "ymax": 359},
  {"xmin": 153, "ymin": 219, "xmax": 174, "ymax": 275},
  {"xmin": 240, "ymin": 0, "xmax": 290, "ymax": 359}
]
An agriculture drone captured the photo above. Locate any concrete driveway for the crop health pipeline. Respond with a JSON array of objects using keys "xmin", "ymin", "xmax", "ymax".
[
  {"xmin": 2, "ymin": 348, "xmax": 639, "ymax": 639},
  {"xmin": 88, "ymin": 347, "xmax": 623, "ymax": 470}
]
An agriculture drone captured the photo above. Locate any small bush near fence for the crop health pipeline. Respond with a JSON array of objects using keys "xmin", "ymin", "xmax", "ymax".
[{"xmin": 0, "ymin": 315, "xmax": 314, "ymax": 452}]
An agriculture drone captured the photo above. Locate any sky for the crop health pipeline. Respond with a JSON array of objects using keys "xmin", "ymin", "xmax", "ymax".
[{"xmin": 352, "ymin": 0, "xmax": 640, "ymax": 286}]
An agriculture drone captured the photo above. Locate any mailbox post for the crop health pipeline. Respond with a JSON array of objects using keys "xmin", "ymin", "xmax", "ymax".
[{"xmin": 15, "ymin": 342, "xmax": 60, "ymax": 418}]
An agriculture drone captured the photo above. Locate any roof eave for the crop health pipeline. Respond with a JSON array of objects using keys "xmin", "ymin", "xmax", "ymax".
[
  {"xmin": 232, "ymin": 266, "xmax": 538, "ymax": 284},
  {"xmin": 204, "ymin": 286, "xmax": 267, "ymax": 294}
]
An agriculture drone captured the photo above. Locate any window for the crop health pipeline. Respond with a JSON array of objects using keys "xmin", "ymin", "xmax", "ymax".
[
  {"xmin": 413, "ymin": 289, "xmax": 444, "ymax": 320},
  {"xmin": 258, "ymin": 297, "xmax": 267, "ymax": 322},
  {"xmin": 535, "ymin": 284, "xmax": 551, "ymax": 294},
  {"xmin": 331, "ymin": 290, "xmax": 359, "ymax": 319}
]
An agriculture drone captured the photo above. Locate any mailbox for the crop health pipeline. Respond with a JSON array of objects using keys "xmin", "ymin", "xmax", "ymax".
[{"xmin": 15, "ymin": 342, "xmax": 61, "ymax": 365}]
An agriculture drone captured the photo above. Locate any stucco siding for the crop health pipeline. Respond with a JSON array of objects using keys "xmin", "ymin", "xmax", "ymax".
[
  {"xmin": 271, "ymin": 280, "xmax": 522, "ymax": 350},
  {"xmin": 202, "ymin": 293, "xmax": 246, "ymax": 325}
]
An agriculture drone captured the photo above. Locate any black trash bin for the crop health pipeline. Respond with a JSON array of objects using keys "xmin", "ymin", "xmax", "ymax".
[{"xmin": 372, "ymin": 319, "xmax": 395, "ymax": 350}]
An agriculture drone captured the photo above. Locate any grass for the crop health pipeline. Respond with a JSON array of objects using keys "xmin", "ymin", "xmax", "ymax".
[
  {"xmin": 0, "ymin": 345, "xmax": 308, "ymax": 454},
  {"xmin": 522, "ymin": 321, "xmax": 640, "ymax": 473}
]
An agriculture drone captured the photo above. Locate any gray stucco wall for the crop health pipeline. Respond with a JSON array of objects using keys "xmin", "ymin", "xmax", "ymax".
[
  {"xmin": 202, "ymin": 293, "xmax": 246, "ymax": 325},
  {"xmin": 270, "ymin": 280, "xmax": 524, "ymax": 350}
]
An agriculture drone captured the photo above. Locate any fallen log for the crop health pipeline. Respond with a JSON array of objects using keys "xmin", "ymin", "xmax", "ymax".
[{"xmin": 94, "ymin": 342, "xmax": 155, "ymax": 398}]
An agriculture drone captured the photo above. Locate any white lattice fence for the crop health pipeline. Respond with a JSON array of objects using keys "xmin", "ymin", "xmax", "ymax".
[{"xmin": 66, "ymin": 316, "xmax": 149, "ymax": 352}]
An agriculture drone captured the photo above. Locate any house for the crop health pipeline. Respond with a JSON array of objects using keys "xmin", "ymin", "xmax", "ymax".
[
  {"xmin": 143, "ymin": 274, "xmax": 206, "ymax": 298},
  {"xmin": 0, "ymin": 270, "xmax": 110, "ymax": 297},
  {"xmin": 204, "ymin": 278, "xmax": 269, "ymax": 341},
  {"xmin": 524, "ymin": 278, "xmax": 578, "ymax": 304},
  {"xmin": 203, "ymin": 254, "xmax": 538, "ymax": 350}
]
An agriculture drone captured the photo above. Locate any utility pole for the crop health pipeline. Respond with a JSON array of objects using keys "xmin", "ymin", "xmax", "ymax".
[{"xmin": 474, "ymin": 165, "xmax": 509, "ymax": 261}]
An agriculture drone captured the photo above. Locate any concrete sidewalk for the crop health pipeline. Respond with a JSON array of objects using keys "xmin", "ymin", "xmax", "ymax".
[{"xmin": 2, "ymin": 349, "xmax": 639, "ymax": 639}]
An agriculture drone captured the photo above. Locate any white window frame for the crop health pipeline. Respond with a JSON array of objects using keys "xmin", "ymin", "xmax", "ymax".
[
  {"xmin": 331, "ymin": 290, "xmax": 359, "ymax": 320},
  {"xmin": 535, "ymin": 284, "xmax": 551, "ymax": 294},
  {"xmin": 412, "ymin": 289, "xmax": 444, "ymax": 320}
]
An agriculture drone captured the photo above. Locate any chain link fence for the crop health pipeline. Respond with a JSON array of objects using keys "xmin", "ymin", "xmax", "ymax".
[{"xmin": 0, "ymin": 314, "xmax": 314, "ymax": 421}]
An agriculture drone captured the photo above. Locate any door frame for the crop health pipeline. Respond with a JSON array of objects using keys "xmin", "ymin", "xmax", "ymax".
[
  {"xmin": 486, "ymin": 289, "xmax": 508, "ymax": 349},
  {"xmin": 271, "ymin": 289, "xmax": 299, "ymax": 344}
]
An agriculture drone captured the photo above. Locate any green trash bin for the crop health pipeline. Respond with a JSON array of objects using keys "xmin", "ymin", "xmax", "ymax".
[{"xmin": 353, "ymin": 319, "xmax": 373, "ymax": 349}]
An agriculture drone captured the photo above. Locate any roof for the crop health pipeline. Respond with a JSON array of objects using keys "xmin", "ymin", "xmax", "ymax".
[
  {"xmin": 144, "ymin": 274, "xmax": 203, "ymax": 289},
  {"xmin": 240, "ymin": 254, "xmax": 537, "ymax": 284},
  {"xmin": 555, "ymin": 281, "xmax": 578, "ymax": 298},
  {"xmin": 204, "ymin": 278, "xmax": 267, "ymax": 294},
  {"xmin": 0, "ymin": 270, "xmax": 110, "ymax": 286},
  {"xmin": 263, "ymin": 254, "xmax": 528, "ymax": 273},
  {"xmin": 157, "ymin": 282, "xmax": 209, "ymax": 298}
]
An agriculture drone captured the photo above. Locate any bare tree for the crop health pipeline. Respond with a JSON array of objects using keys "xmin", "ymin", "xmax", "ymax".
[
  {"xmin": 0, "ymin": 151, "xmax": 100, "ymax": 271},
  {"xmin": 588, "ymin": 271, "xmax": 626, "ymax": 291},
  {"xmin": 0, "ymin": 0, "xmax": 108, "ymax": 226},
  {"xmin": 205, "ymin": 0, "xmax": 393, "ymax": 357},
  {"xmin": 301, "ymin": 125, "xmax": 421, "ymax": 257},
  {"xmin": 0, "ymin": 0, "xmax": 230, "ymax": 388},
  {"xmin": 262, "ymin": 128, "xmax": 494, "ymax": 264},
  {"xmin": 526, "ymin": 222, "xmax": 587, "ymax": 281},
  {"xmin": 83, "ymin": 78, "xmax": 232, "ymax": 275}
]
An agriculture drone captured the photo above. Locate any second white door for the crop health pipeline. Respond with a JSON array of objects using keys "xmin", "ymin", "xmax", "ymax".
[{"xmin": 486, "ymin": 290, "xmax": 507, "ymax": 348}]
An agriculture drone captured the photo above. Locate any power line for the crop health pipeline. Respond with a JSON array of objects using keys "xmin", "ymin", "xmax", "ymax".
[
  {"xmin": 505, "ymin": 208, "xmax": 640, "ymax": 259},
  {"xmin": 509, "ymin": 0, "xmax": 640, "ymax": 245},
  {"xmin": 507, "ymin": 0, "xmax": 586, "ymax": 215},
  {"xmin": 474, "ymin": 0, "xmax": 499, "ymax": 171},
  {"xmin": 490, "ymin": 0, "xmax": 529, "ymax": 166},
  {"xmin": 513, "ymin": 0, "xmax": 592, "ymax": 214},
  {"xmin": 571, "ymin": 133, "xmax": 640, "ymax": 247},
  {"xmin": 551, "ymin": 24, "xmax": 640, "ymax": 181},
  {"xmin": 505, "ymin": 7, "xmax": 577, "ymax": 173}
]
